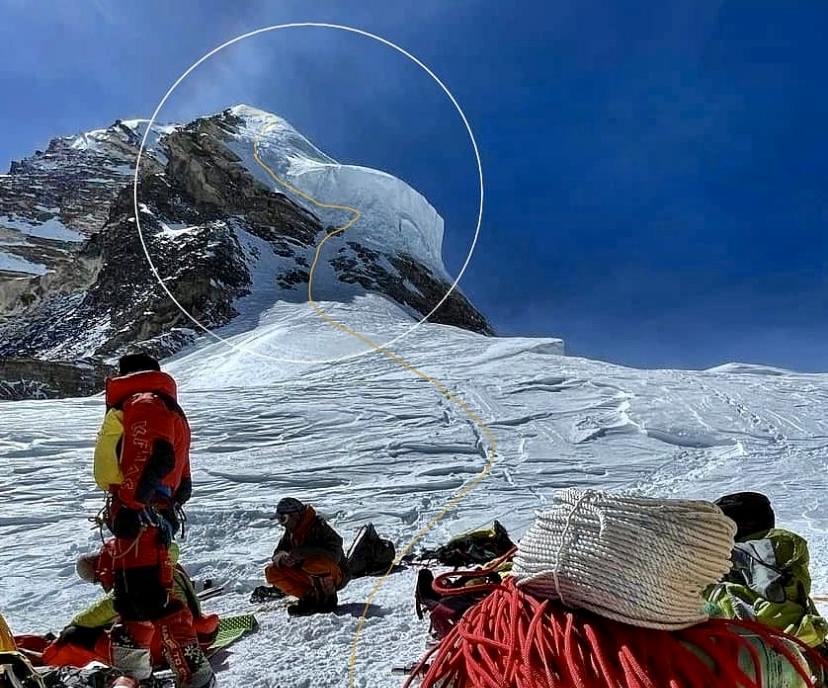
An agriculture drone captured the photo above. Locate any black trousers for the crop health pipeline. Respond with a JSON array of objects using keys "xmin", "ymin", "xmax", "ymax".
[{"xmin": 113, "ymin": 564, "xmax": 174, "ymax": 622}]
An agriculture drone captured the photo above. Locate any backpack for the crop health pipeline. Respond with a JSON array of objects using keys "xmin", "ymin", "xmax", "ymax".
[
  {"xmin": 724, "ymin": 529, "xmax": 812, "ymax": 606},
  {"xmin": 346, "ymin": 524, "xmax": 396, "ymax": 577},
  {"xmin": 414, "ymin": 565, "xmax": 506, "ymax": 640},
  {"xmin": 419, "ymin": 520, "xmax": 515, "ymax": 567}
]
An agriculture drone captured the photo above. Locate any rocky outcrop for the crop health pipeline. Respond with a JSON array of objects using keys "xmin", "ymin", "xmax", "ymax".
[
  {"xmin": 331, "ymin": 241, "xmax": 493, "ymax": 334},
  {"xmin": 0, "ymin": 357, "xmax": 115, "ymax": 400},
  {"xmin": 143, "ymin": 115, "xmax": 322, "ymax": 246},
  {"xmin": 0, "ymin": 122, "xmax": 154, "ymax": 319},
  {"xmin": 0, "ymin": 113, "xmax": 329, "ymax": 365},
  {"xmin": 0, "ymin": 106, "xmax": 494, "ymax": 397},
  {"xmin": 1, "ymin": 136, "xmax": 142, "ymax": 235}
]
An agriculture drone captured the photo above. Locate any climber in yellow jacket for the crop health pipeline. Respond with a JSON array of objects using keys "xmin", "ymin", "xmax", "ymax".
[{"xmin": 706, "ymin": 491, "xmax": 828, "ymax": 648}]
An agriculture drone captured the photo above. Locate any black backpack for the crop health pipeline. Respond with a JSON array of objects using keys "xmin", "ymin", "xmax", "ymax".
[
  {"xmin": 419, "ymin": 520, "xmax": 515, "ymax": 567},
  {"xmin": 346, "ymin": 523, "xmax": 397, "ymax": 577}
]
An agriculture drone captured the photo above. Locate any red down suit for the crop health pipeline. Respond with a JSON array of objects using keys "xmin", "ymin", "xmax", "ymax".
[{"xmin": 94, "ymin": 369, "xmax": 213, "ymax": 688}]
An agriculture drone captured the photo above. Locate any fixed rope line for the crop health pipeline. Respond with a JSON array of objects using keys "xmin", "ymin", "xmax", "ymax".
[{"xmin": 252, "ymin": 119, "xmax": 498, "ymax": 687}]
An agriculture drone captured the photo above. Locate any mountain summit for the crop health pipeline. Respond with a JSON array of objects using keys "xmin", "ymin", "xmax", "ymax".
[{"xmin": 0, "ymin": 105, "xmax": 492, "ymax": 397}]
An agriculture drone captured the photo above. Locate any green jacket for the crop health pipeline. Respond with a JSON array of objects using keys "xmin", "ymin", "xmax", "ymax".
[{"xmin": 704, "ymin": 528, "xmax": 828, "ymax": 647}]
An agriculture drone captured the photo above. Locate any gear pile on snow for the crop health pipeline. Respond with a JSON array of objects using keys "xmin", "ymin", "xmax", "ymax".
[
  {"xmin": 403, "ymin": 489, "xmax": 828, "ymax": 688},
  {"xmin": 510, "ymin": 488, "xmax": 737, "ymax": 628}
]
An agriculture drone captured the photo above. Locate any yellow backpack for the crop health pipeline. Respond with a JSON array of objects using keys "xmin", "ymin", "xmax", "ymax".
[
  {"xmin": 93, "ymin": 408, "xmax": 125, "ymax": 491},
  {"xmin": 0, "ymin": 612, "xmax": 14, "ymax": 653},
  {"xmin": 0, "ymin": 611, "xmax": 46, "ymax": 688}
]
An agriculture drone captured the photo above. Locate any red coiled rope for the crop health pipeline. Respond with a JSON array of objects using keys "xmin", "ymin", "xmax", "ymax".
[{"xmin": 403, "ymin": 578, "xmax": 828, "ymax": 688}]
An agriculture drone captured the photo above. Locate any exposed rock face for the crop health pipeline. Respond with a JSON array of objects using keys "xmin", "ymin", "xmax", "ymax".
[
  {"xmin": 331, "ymin": 242, "xmax": 492, "ymax": 334},
  {"xmin": 160, "ymin": 115, "xmax": 322, "ymax": 245},
  {"xmin": 0, "ymin": 107, "xmax": 493, "ymax": 397},
  {"xmin": 0, "ymin": 357, "xmax": 115, "ymax": 400},
  {"xmin": 0, "ymin": 129, "xmax": 144, "ymax": 314}
]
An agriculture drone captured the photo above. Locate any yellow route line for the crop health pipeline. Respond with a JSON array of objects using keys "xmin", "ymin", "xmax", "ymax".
[{"xmin": 252, "ymin": 118, "xmax": 498, "ymax": 686}]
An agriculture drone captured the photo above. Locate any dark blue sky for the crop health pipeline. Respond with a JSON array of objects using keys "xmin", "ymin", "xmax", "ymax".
[{"xmin": 2, "ymin": 0, "xmax": 827, "ymax": 371}]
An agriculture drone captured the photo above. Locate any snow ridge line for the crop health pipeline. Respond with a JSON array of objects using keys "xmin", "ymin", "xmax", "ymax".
[{"xmin": 251, "ymin": 119, "xmax": 499, "ymax": 687}]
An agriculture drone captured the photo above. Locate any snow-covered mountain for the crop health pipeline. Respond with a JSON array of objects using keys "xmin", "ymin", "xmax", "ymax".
[
  {"xmin": 5, "ymin": 102, "xmax": 825, "ymax": 688},
  {"xmin": 225, "ymin": 105, "xmax": 448, "ymax": 279},
  {"xmin": 0, "ymin": 105, "xmax": 491, "ymax": 398},
  {"xmin": 1, "ymin": 300, "xmax": 827, "ymax": 686}
]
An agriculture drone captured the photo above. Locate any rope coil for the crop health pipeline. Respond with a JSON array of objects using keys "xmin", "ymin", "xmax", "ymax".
[
  {"xmin": 510, "ymin": 488, "xmax": 738, "ymax": 629},
  {"xmin": 403, "ymin": 579, "xmax": 827, "ymax": 688}
]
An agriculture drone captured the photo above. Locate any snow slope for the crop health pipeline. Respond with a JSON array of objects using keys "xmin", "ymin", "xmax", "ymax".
[
  {"xmin": 1, "ymin": 302, "xmax": 828, "ymax": 687},
  {"xmin": 225, "ymin": 105, "xmax": 449, "ymax": 282}
]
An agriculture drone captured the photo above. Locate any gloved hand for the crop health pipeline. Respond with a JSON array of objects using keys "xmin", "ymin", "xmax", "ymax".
[
  {"xmin": 110, "ymin": 504, "xmax": 143, "ymax": 539},
  {"xmin": 156, "ymin": 514, "xmax": 174, "ymax": 547},
  {"xmin": 271, "ymin": 551, "xmax": 300, "ymax": 568}
]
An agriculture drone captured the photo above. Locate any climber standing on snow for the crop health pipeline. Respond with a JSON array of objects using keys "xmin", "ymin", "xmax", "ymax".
[{"xmin": 93, "ymin": 352, "xmax": 215, "ymax": 688}]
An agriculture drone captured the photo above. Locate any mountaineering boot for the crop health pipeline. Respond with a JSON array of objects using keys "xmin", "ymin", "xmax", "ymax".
[
  {"xmin": 111, "ymin": 622, "xmax": 154, "ymax": 682},
  {"xmin": 319, "ymin": 590, "xmax": 338, "ymax": 613},
  {"xmin": 287, "ymin": 576, "xmax": 338, "ymax": 616},
  {"xmin": 157, "ymin": 603, "xmax": 216, "ymax": 688},
  {"xmin": 315, "ymin": 575, "xmax": 339, "ymax": 613},
  {"xmin": 287, "ymin": 594, "xmax": 321, "ymax": 617},
  {"xmin": 415, "ymin": 569, "xmax": 440, "ymax": 619}
]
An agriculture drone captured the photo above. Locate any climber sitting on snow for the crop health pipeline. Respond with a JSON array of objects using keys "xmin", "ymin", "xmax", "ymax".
[
  {"xmin": 260, "ymin": 497, "xmax": 350, "ymax": 616},
  {"xmin": 28, "ymin": 539, "xmax": 218, "ymax": 670},
  {"xmin": 705, "ymin": 490, "xmax": 828, "ymax": 649}
]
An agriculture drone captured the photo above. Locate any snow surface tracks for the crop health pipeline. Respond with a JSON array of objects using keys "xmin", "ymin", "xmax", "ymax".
[{"xmin": 250, "ymin": 121, "xmax": 498, "ymax": 687}]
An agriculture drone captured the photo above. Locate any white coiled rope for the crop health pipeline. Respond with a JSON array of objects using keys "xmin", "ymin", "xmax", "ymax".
[{"xmin": 511, "ymin": 488, "xmax": 737, "ymax": 630}]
